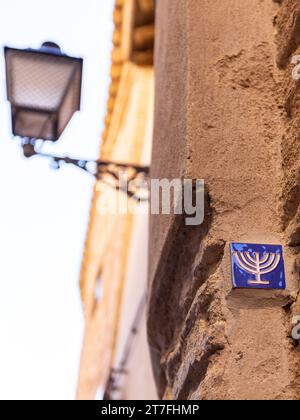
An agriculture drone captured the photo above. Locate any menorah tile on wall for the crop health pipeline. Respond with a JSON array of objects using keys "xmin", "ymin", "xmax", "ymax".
[{"xmin": 230, "ymin": 242, "xmax": 286, "ymax": 290}]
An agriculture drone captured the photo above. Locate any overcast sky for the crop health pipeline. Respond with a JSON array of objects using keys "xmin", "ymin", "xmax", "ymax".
[{"xmin": 0, "ymin": 0, "xmax": 114, "ymax": 400}]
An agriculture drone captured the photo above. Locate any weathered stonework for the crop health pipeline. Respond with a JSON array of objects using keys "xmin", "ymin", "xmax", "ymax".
[{"xmin": 148, "ymin": 0, "xmax": 300, "ymax": 400}]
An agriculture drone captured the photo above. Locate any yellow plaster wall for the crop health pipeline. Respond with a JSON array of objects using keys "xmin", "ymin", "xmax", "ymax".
[{"xmin": 77, "ymin": 63, "xmax": 155, "ymax": 400}]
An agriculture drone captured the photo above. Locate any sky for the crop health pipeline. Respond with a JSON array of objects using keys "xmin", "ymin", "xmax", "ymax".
[{"xmin": 0, "ymin": 0, "xmax": 114, "ymax": 400}]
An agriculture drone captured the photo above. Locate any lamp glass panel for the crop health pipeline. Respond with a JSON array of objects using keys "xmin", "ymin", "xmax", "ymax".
[
  {"xmin": 13, "ymin": 110, "xmax": 55, "ymax": 140},
  {"xmin": 6, "ymin": 50, "xmax": 76, "ymax": 111},
  {"xmin": 58, "ymin": 66, "xmax": 82, "ymax": 138}
]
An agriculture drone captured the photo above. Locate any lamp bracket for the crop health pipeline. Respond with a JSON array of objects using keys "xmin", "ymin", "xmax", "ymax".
[{"xmin": 20, "ymin": 138, "xmax": 150, "ymax": 201}]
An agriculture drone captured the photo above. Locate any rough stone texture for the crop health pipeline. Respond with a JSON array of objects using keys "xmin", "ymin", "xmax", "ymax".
[{"xmin": 148, "ymin": 0, "xmax": 300, "ymax": 400}]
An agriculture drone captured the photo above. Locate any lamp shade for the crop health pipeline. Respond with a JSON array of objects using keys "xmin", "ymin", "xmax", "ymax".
[{"xmin": 4, "ymin": 43, "xmax": 83, "ymax": 141}]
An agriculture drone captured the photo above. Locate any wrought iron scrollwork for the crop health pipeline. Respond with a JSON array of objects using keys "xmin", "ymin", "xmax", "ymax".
[{"xmin": 20, "ymin": 137, "xmax": 150, "ymax": 200}]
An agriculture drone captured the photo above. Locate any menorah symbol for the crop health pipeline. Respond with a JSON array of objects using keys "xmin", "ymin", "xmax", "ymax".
[{"xmin": 233, "ymin": 251, "xmax": 281, "ymax": 285}]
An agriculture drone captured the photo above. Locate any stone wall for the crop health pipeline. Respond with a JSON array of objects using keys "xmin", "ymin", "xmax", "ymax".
[{"xmin": 148, "ymin": 0, "xmax": 300, "ymax": 400}]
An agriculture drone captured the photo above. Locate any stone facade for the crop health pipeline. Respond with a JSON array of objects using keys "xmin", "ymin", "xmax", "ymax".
[{"xmin": 148, "ymin": 0, "xmax": 300, "ymax": 400}]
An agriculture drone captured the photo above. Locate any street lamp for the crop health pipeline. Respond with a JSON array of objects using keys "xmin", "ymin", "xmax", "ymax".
[{"xmin": 4, "ymin": 42, "xmax": 149, "ymax": 198}]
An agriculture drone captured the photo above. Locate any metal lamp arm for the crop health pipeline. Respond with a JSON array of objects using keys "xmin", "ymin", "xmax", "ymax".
[{"xmin": 20, "ymin": 138, "xmax": 150, "ymax": 200}]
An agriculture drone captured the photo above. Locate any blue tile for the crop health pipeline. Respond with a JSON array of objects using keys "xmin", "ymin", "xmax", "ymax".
[{"xmin": 230, "ymin": 242, "xmax": 286, "ymax": 290}]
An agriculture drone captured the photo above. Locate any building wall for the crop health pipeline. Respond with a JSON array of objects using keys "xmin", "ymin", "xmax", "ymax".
[
  {"xmin": 148, "ymin": 0, "xmax": 300, "ymax": 400},
  {"xmin": 113, "ymin": 213, "xmax": 157, "ymax": 400},
  {"xmin": 77, "ymin": 62, "xmax": 156, "ymax": 400},
  {"xmin": 77, "ymin": 0, "xmax": 156, "ymax": 400},
  {"xmin": 110, "ymin": 68, "xmax": 156, "ymax": 400}
]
